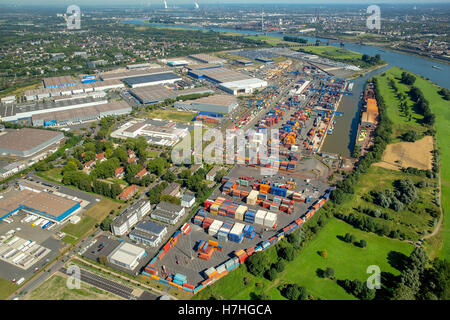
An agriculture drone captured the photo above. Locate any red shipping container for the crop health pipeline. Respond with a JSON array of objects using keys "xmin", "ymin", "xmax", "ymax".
[
  {"xmin": 163, "ymin": 243, "xmax": 171, "ymax": 252},
  {"xmin": 158, "ymin": 250, "xmax": 166, "ymax": 260}
]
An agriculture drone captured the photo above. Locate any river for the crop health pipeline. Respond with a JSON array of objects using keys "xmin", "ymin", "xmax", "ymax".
[{"xmin": 122, "ymin": 20, "xmax": 449, "ymax": 157}]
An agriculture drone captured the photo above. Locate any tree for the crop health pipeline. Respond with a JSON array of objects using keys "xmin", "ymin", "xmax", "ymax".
[
  {"xmin": 282, "ymin": 284, "xmax": 308, "ymax": 300},
  {"xmin": 100, "ymin": 216, "xmax": 113, "ymax": 231},
  {"xmin": 180, "ymin": 169, "xmax": 192, "ymax": 180},
  {"xmin": 162, "ymin": 171, "xmax": 176, "ymax": 183},
  {"xmin": 359, "ymin": 240, "xmax": 367, "ymax": 248},
  {"xmin": 324, "ymin": 267, "xmax": 335, "ymax": 279},
  {"xmin": 344, "ymin": 233, "xmax": 353, "ymax": 243},
  {"xmin": 246, "ymin": 253, "xmax": 267, "ymax": 277},
  {"xmin": 83, "ymin": 151, "xmax": 96, "ymax": 162},
  {"xmin": 265, "ymin": 268, "xmax": 278, "ymax": 281},
  {"xmin": 320, "ymin": 250, "xmax": 328, "ymax": 258},
  {"xmin": 274, "ymin": 260, "xmax": 285, "ymax": 273},
  {"xmin": 408, "ymin": 247, "xmax": 428, "ymax": 274},
  {"xmin": 401, "ymin": 130, "xmax": 419, "ymax": 142},
  {"xmin": 279, "ymin": 246, "xmax": 296, "ymax": 261},
  {"xmin": 392, "ymin": 283, "xmax": 416, "ymax": 300}
]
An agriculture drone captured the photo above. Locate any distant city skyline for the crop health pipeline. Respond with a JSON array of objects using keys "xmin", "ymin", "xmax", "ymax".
[{"xmin": 1, "ymin": 0, "xmax": 450, "ymax": 6}]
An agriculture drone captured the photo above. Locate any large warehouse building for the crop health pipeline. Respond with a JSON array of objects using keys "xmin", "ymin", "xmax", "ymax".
[
  {"xmin": 175, "ymin": 94, "xmax": 238, "ymax": 114},
  {"xmin": 25, "ymin": 79, "xmax": 125, "ymax": 102},
  {"xmin": 123, "ymin": 73, "xmax": 182, "ymax": 88},
  {"xmin": 0, "ymin": 128, "xmax": 64, "ymax": 157},
  {"xmin": 188, "ymin": 67, "xmax": 267, "ymax": 95},
  {"xmin": 129, "ymin": 85, "xmax": 213, "ymax": 105},
  {"xmin": 31, "ymin": 100, "xmax": 132, "ymax": 127},
  {"xmin": 0, "ymin": 188, "xmax": 81, "ymax": 223},
  {"xmin": 43, "ymin": 76, "xmax": 77, "ymax": 89},
  {"xmin": 188, "ymin": 54, "xmax": 226, "ymax": 65},
  {"xmin": 99, "ymin": 68, "xmax": 172, "ymax": 81},
  {"xmin": 0, "ymin": 96, "xmax": 109, "ymax": 124}
]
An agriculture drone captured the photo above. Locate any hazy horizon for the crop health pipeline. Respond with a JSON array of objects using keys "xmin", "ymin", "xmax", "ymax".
[{"xmin": 1, "ymin": 0, "xmax": 450, "ymax": 7}]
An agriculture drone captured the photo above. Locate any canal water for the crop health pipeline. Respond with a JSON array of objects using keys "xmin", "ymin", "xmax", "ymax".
[{"xmin": 122, "ymin": 20, "xmax": 449, "ymax": 156}]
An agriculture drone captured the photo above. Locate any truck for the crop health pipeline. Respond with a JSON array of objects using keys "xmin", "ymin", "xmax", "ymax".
[{"xmin": 16, "ymin": 277, "xmax": 25, "ymax": 285}]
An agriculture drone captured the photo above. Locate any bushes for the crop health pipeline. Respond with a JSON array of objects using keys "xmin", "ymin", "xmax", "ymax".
[
  {"xmin": 278, "ymin": 246, "xmax": 296, "ymax": 262},
  {"xmin": 246, "ymin": 253, "xmax": 268, "ymax": 277},
  {"xmin": 338, "ymin": 279, "xmax": 376, "ymax": 300},
  {"xmin": 401, "ymin": 130, "xmax": 420, "ymax": 142},
  {"xmin": 280, "ymin": 284, "xmax": 309, "ymax": 300}
]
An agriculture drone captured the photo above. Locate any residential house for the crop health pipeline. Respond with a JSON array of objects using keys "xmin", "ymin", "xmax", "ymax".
[
  {"xmin": 136, "ymin": 168, "xmax": 148, "ymax": 179},
  {"xmin": 115, "ymin": 167, "xmax": 125, "ymax": 179},
  {"xmin": 96, "ymin": 152, "xmax": 106, "ymax": 162},
  {"xmin": 85, "ymin": 160, "xmax": 95, "ymax": 169},
  {"xmin": 119, "ymin": 185, "xmax": 139, "ymax": 201}
]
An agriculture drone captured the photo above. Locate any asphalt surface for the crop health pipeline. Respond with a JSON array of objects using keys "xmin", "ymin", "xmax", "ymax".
[{"xmin": 60, "ymin": 266, "xmax": 158, "ymax": 300}]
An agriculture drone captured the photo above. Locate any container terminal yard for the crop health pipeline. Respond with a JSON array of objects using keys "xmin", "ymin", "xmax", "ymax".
[{"xmin": 139, "ymin": 59, "xmax": 350, "ymax": 295}]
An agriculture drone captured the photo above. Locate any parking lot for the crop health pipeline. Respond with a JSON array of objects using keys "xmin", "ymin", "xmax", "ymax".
[{"xmin": 0, "ymin": 212, "xmax": 64, "ymax": 282}]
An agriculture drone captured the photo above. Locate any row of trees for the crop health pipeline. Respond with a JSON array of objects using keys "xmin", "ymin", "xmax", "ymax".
[
  {"xmin": 371, "ymin": 179, "xmax": 418, "ymax": 211},
  {"xmin": 409, "ymin": 86, "xmax": 435, "ymax": 126}
]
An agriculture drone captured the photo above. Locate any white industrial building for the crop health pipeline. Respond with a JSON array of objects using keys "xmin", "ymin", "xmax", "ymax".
[
  {"xmin": 111, "ymin": 200, "xmax": 151, "ymax": 236},
  {"xmin": 111, "ymin": 119, "xmax": 189, "ymax": 147},
  {"xmin": 107, "ymin": 242, "xmax": 146, "ymax": 271},
  {"xmin": 219, "ymin": 78, "xmax": 268, "ymax": 96},
  {"xmin": 129, "ymin": 220, "xmax": 167, "ymax": 247},
  {"xmin": 151, "ymin": 202, "xmax": 185, "ymax": 225}
]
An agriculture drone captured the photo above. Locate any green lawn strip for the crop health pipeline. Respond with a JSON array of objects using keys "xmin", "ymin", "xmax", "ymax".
[
  {"xmin": 60, "ymin": 216, "xmax": 97, "ymax": 240},
  {"xmin": 62, "ymin": 234, "xmax": 79, "ymax": 245},
  {"xmin": 375, "ymin": 67, "xmax": 426, "ymax": 140},
  {"xmin": 0, "ymin": 278, "xmax": 19, "ymax": 300}
]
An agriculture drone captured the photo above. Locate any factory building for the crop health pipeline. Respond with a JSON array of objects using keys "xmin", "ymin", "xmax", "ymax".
[
  {"xmin": 151, "ymin": 202, "xmax": 185, "ymax": 225},
  {"xmin": 0, "ymin": 188, "xmax": 81, "ymax": 223},
  {"xmin": 129, "ymin": 220, "xmax": 167, "ymax": 247},
  {"xmin": 0, "ymin": 96, "xmax": 109, "ymax": 124},
  {"xmin": 174, "ymin": 94, "xmax": 238, "ymax": 114},
  {"xmin": 129, "ymin": 85, "xmax": 213, "ymax": 105},
  {"xmin": 24, "ymin": 79, "xmax": 125, "ymax": 102},
  {"xmin": 111, "ymin": 200, "xmax": 151, "ymax": 236},
  {"xmin": 126, "ymin": 63, "xmax": 160, "ymax": 70},
  {"xmin": 107, "ymin": 242, "xmax": 146, "ymax": 271},
  {"xmin": 187, "ymin": 67, "xmax": 267, "ymax": 96},
  {"xmin": 112, "ymin": 119, "xmax": 189, "ymax": 147},
  {"xmin": 235, "ymin": 59, "xmax": 254, "ymax": 66},
  {"xmin": 188, "ymin": 54, "xmax": 226, "ymax": 65},
  {"xmin": 0, "ymin": 128, "xmax": 64, "ymax": 157},
  {"xmin": 99, "ymin": 68, "xmax": 172, "ymax": 81},
  {"xmin": 43, "ymin": 76, "xmax": 77, "ymax": 89},
  {"xmin": 123, "ymin": 73, "xmax": 182, "ymax": 88},
  {"xmin": 31, "ymin": 100, "xmax": 132, "ymax": 127},
  {"xmin": 166, "ymin": 59, "xmax": 190, "ymax": 67}
]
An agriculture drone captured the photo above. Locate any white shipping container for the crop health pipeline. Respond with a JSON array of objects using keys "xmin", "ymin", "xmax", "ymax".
[
  {"xmin": 208, "ymin": 220, "xmax": 223, "ymax": 236},
  {"xmin": 235, "ymin": 206, "xmax": 247, "ymax": 221},
  {"xmin": 12, "ymin": 253, "xmax": 26, "ymax": 264},
  {"xmin": 230, "ymin": 223, "xmax": 245, "ymax": 237},
  {"xmin": 263, "ymin": 212, "xmax": 277, "ymax": 228},
  {"xmin": 33, "ymin": 218, "xmax": 44, "ymax": 226},
  {"xmin": 3, "ymin": 248, "xmax": 17, "ymax": 259},
  {"xmin": 8, "ymin": 236, "xmax": 20, "ymax": 246},
  {"xmin": 20, "ymin": 256, "xmax": 35, "ymax": 267},
  {"xmin": 255, "ymin": 210, "xmax": 267, "ymax": 226}
]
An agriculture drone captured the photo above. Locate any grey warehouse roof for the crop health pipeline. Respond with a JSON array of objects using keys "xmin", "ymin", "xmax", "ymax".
[{"xmin": 123, "ymin": 73, "xmax": 181, "ymax": 86}]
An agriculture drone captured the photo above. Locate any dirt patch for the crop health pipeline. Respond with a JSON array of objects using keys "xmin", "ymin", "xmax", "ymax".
[{"xmin": 374, "ymin": 136, "xmax": 434, "ymax": 171}]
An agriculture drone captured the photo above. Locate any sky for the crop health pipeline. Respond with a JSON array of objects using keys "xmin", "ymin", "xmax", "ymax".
[{"xmin": 1, "ymin": 0, "xmax": 450, "ymax": 6}]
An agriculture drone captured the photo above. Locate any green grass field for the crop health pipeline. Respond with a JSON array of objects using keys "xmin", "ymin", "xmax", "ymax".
[
  {"xmin": 375, "ymin": 67, "xmax": 449, "ymax": 259},
  {"xmin": 0, "ymin": 278, "xmax": 19, "ymax": 300},
  {"xmin": 61, "ymin": 216, "xmax": 97, "ymax": 242},
  {"xmin": 194, "ymin": 218, "xmax": 413, "ymax": 300},
  {"xmin": 24, "ymin": 274, "xmax": 121, "ymax": 300},
  {"xmin": 142, "ymin": 109, "xmax": 197, "ymax": 123},
  {"xmin": 300, "ymin": 46, "xmax": 363, "ymax": 61},
  {"xmin": 375, "ymin": 67, "xmax": 427, "ymax": 140}
]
